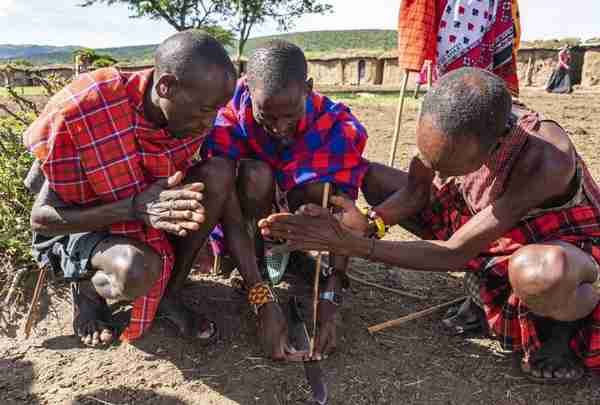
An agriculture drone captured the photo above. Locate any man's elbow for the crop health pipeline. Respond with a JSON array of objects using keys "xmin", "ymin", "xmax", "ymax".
[{"xmin": 30, "ymin": 206, "xmax": 62, "ymax": 236}]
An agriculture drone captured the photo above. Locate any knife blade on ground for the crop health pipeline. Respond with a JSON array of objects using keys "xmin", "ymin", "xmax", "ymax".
[{"xmin": 288, "ymin": 297, "xmax": 328, "ymax": 405}]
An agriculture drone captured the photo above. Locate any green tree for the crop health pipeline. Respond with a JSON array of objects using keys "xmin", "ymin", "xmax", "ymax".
[
  {"xmin": 79, "ymin": 0, "xmax": 235, "ymax": 46},
  {"xmin": 228, "ymin": 0, "xmax": 333, "ymax": 62},
  {"xmin": 10, "ymin": 59, "xmax": 34, "ymax": 67},
  {"xmin": 73, "ymin": 48, "xmax": 118, "ymax": 68},
  {"xmin": 79, "ymin": 0, "xmax": 333, "ymax": 61}
]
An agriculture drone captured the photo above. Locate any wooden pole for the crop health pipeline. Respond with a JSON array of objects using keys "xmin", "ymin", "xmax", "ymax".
[
  {"xmin": 427, "ymin": 61, "xmax": 433, "ymax": 90},
  {"xmin": 367, "ymin": 296, "xmax": 467, "ymax": 334},
  {"xmin": 388, "ymin": 69, "xmax": 410, "ymax": 168},
  {"xmin": 24, "ymin": 266, "xmax": 48, "ymax": 338},
  {"xmin": 347, "ymin": 272, "xmax": 425, "ymax": 300},
  {"xmin": 310, "ymin": 182, "xmax": 331, "ymax": 357},
  {"xmin": 413, "ymin": 82, "xmax": 421, "ymax": 99}
]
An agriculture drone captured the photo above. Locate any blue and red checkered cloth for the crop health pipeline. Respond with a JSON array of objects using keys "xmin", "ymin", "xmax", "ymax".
[{"xmin": 202, "ymin": 78, "xmax": 369, "ymax": 199}]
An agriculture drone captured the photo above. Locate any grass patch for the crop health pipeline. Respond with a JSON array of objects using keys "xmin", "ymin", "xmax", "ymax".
[
  {"xmin": 324, "ymin": 91, "xmax": 421, "ymax": 108},
  {"xmin": 0, "ymin": 86, "xmax": 46, "ymax": 98}
]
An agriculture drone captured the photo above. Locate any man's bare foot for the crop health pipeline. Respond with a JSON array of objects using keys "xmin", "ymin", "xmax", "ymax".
[
  {"xmin": 71, "ymin": 281, "xmax": 114, "ymax": 347},
  {"xmin": 157, "ymin": 295, "xmax": 217, "ymax": 343},
  {"xmin": 521, "ymin": 319, "xmax": 585, "ymax": 384}
]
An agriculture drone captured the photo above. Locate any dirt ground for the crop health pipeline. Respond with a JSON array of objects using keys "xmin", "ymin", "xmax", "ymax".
[{"xmin": 2, "ymin": 88, "xmax": 600, "ymax": 405}]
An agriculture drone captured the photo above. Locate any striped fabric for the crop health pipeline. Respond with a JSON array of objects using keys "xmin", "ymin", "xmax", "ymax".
[
  {"xmin": 416, "ymin": 113, "xmax": 600, "ymax": 370},
  {"xmin": 24, "ymin": 67, "xmax": 207, "ymax": 341}
]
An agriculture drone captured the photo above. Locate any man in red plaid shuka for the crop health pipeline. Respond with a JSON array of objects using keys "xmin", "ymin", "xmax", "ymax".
[
  {"xmin": 23, "ymin": 31, "xmax": 257, "ymax": 347},
  {"xmin": 202, "ymin": 40, "xmax": 369, "ymax": 360},
  {"xmin": 260, "ymin": 68, "xmax": 600, "ymax": 383}
]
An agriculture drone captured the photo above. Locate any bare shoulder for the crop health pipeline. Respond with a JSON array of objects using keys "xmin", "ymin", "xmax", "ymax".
[{"xmin": 509, "ymin": 121, "xmax": 576, "ymax": 198}]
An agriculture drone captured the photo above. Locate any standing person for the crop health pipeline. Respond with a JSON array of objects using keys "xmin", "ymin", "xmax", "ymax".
[
  {"xmin": 397, "ymin": 0, "xmax": 521, "ymax": 96},
  {"xmin": 546, "ymin": 45, "xmax": 573, "ymax": 94},
  {"xmin": 261, "ymin": 67, "xmax": 600, "ymax": 382}
]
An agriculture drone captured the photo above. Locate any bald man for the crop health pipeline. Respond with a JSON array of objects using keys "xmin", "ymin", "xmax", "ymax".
[
  {"xmin": 261, "ymin": 67, "xmax": 600, "ymax": 383},
  {"xmin": 25, "ymin": 30, "xmax": 261, "ymax": 349}
]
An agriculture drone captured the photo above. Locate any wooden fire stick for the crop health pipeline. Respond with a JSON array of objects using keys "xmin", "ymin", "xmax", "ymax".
[
  {"xmin": 24, "ymin": 266, "xmax": 48, "ymax": 338},
  {"xmin": 388, "ymin": 69, "xmax": 411, "ymax": 168},
  {"xmin": 367, "ymin": 296, "xmax": 467, "ymax": 334},
  {"xmin": 310, "ymin": 182, "xmax": 331, "ymax": 357}
]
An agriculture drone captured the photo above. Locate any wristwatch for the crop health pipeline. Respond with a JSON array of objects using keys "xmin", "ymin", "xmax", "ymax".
[{"xmin": 319, "ymin": 291, "xmax": 343, "ymax": 306}]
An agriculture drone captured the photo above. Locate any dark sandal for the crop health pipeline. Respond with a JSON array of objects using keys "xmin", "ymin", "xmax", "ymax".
[
  {"xmin": 440, "ymin": 298, "xmax": 487, "ymax": 336},
  {"xmin": 521, "ymin": 350, "xmax": 585, "ymax": 384},
  {"xmin": 157, "ymin": 297, "xmax": 218, "ymax": 345}
]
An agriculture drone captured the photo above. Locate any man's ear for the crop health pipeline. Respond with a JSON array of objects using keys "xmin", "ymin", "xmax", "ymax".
[
  {"xmin": 155, "ymin": 73, "xmax": 178, "ymax": 99},
  {"xmin": 305, "ymin": 78, "xmax": 314, "ymax": 95}
]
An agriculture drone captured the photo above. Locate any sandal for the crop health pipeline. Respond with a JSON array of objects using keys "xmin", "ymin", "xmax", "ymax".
[
  {"xmin": 157, "ymin": 296, "xmax": 217, "ymax": 345},
  {"xmin": 521, "ymin": 349, "xmax": 585, "ymax": 384},
  {"xmin": 520, "ymin": 319, "xmax": 585, "ymax": 384},
  {"xmin": 440, "ymin": 297, "xmax": 488, "ymax": 336}
]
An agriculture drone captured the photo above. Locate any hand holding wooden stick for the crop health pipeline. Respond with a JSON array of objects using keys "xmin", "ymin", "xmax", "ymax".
[{"xmin": 310, "ymin": 182, "xmax": 331, "ymax": 358}]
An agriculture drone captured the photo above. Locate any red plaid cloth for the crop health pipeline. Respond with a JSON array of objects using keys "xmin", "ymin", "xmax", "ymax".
[
  {"xmin": 201, "ymin": 78, "xmax": 369, "ymax": 199},
  {"xmin": 416, "ymin": 114, "xmax": 600, "ymax": 370},
  {"xmin": 24, "ymin": 67, "xmax": 207, "ymax": 341},
  {"xmin": 459, "ymin": 112, "xmax": 534, "ymax": 212}
]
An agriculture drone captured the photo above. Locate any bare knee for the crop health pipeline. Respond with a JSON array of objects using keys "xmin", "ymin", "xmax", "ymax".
[
  {"xmin": 238, "ymin": 160, "xmax": 274, "ymax": 204},
  {"xmin": 188, "ymin": 157, "xmax": 235, "ymax": 195},
  {"xmin": 509, "ymin": 245, "xmax": 570, "ymax": 313},
  {"xmin": 108, "ymin": 244, "xmax": 162, "ymax": 299},
  {"xmin": 287, "ymin": 182, "xmax": 328, "ymax": 211}
]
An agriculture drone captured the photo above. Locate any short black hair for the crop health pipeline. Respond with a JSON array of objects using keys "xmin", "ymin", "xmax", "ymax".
[
  {"xmin": 246, "ymin": 40, "xmax": 307, "ymax": 94},
  {"xmin": 154, "ymin": 29, "xmax": 235, "ymax": 82},
  {"xmin": 420, "ymin": 67, "xmax": 512, "ymax": 149}
]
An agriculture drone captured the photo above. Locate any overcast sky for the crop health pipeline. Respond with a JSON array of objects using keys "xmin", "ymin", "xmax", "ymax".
[{"xmin": 0, "ymin": 0, "xmax": 598, "ymax": 48}]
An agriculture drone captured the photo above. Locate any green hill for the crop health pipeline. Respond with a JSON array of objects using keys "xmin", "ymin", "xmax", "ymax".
[{"xmin": 0, "ymin": 30, "xmax": 397, "ymax": 66}]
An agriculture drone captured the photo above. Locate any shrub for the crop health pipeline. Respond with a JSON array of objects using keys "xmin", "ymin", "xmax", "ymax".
[
  {"xmin": 0, "ymin": 113, "xmax": 36, "ymax": 266},
  {"xmin": 0, "ymin": 67, "xmax": 68, "ymax": 327}
]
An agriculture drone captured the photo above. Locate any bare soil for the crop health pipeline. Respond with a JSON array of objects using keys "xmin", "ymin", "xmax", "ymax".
[{"xmin": 2, "ymin": 88, "xmax": 600, "ymax": 405}]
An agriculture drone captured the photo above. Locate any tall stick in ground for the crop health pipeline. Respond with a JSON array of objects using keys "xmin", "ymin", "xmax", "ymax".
[
  {"xmin": 310, "ymin": 182, "xmax": 331, "ymax": 357},
  {"xmin": 388, "ymin": 69, "xmax": 410, "ymax": 168}
]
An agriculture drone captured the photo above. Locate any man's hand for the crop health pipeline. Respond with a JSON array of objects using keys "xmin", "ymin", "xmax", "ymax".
[
  {"xmin": 258, "ymin": 206, "xmax": 356, "ymax": 255},
  {"xmin": 328, "ymin": 196, "xmax": 369, "ymax": 236},
  {"xmin": 133, "ymin": 171, "xmax": 205, "ymax": 237},
  {"xmin": 312, "ymin": 300, "xmax": 337, "ymax": 360},
  {"xmin": 257, "ymin": 302, "xmax": 307, "ymax": 362}
]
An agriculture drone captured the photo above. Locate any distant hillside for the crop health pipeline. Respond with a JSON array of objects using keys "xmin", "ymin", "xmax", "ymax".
[
  {"xmin": 0, "ymin": 44, "xmax": 80, "ymax": 60},
  {"xmin": 0, "ymin": 30, "xmax": 397, "ymax": 66},
  {"xmin": 0, "ymin": 44, "xmax": 157, "ymax": 66}
]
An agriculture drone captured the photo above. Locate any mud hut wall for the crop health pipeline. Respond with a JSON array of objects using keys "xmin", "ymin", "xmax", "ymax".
[
  {"xmin": 583, "ymin": 48, "xmax": 600, "ymax": 87},
  {"xmin": 35, "ymin": 67, "xmax": 74, "ymax": 82},
  {"xmin": 340, "ymin": 58, "xmax": 379, "ymax": 85},
  {"xmin": 381, "ymin": 57, "xmax": 420, "ymax": 88},
  {"xmin": 307, "ymin": 60, "xmax": 343, "ymax": 85}
]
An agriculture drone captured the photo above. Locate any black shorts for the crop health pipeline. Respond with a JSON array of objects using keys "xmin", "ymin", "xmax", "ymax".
[{"xmin": 31, "ymin": 231, "xmax": 110, "ymax": 280}]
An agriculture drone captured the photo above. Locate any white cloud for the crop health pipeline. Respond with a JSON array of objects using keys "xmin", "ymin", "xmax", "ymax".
[{"xmin": 0, "ymin": 0, "xmax": 15, "ymax": 17}]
